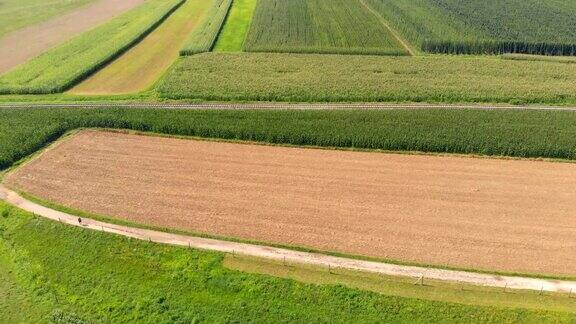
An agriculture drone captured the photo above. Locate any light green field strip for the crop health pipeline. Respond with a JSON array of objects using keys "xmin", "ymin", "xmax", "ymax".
[
  {"xmin": 0, "ymin": 0, "xmax": 94, "ymax": 37},
  {"xmin": 214, "ymin": 0, "xmax": 259, "ymax": 52},
  {"xmin": 0, "ymin": 0, "xmax": 183, "ymax": 95},
  {"xmin": 70, "ymin": 0, "xmax": 213, "ymax": 95}
]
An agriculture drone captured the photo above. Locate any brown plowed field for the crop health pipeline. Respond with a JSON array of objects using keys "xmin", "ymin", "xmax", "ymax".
[{"xmin": 6, "ymin": 130, "xmax": 576, "ymax": 275}]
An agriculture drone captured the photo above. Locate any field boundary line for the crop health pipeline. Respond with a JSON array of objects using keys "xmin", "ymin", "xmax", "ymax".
[
  {"xmin": 1, "ymin": 184, "xmax": 576, "ymax": 293},
  {"xmin": 2, "ymin": 102, "xmax": 576, "ymax": 112},
  {"xmin": 358, "ymin": 0, "xmax": 415, "ymax": 56}
]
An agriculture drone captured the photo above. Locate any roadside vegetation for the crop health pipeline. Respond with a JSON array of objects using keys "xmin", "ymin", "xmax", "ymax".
[
  {"xmin": 1, "ymin": 203, "xmax": 574, "ymax": 322},
  {"xmin": 244, "ymin": 0, "xmax": 407, "ymax": 55},
  {"xmin": 214, "ymin": 0, "xmax": 259, "ymax": 52},
  {"xmin": 364, "ymin": 0, "xmax": 576, "ymax": 55},
  {"xmin": 0, "ymin": 0, "xmax": 183, "ymax": 94},
  {"xmin": 4, "ymin": 108, "xmax": 576, "ymax": 172},
  {"xmin": 180, "ymin": 0, "xmax": 233, "ymax": 55},
  {"xmin": 159, "ymin": 53, "xmax": 576, "ymax": 105},
  {"xmin": 0, "ymin": 0, "xmax": 94, "ymax": 37}
]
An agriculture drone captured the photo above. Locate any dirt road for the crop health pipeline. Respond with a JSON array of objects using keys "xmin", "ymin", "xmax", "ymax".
[
  {"xmin": 0, "ymin": 0, "xmax": 145, "ymax": 74},
  {"xmin": 6, "ymin": 130, "xmax": 576, "ymax": 276},
  {"xmin": 1, "ymin": 184, "xmax": 575, "ymax": 293}
]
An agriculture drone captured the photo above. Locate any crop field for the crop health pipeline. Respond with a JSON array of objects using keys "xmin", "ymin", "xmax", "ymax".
[
  {"xmin": 364, "ymin": 0, "xmax": 576, "ymax": 55},
  {"xmin": 159, "ymin": 53, "xmax": 576, "ymax": 104},
  {"xmin": 0, "ymin": 0, "xmax": 183, "ymax": 94},
  {"xmin": 69, "ymin": 0, "xmax": 212, "ymax": 95},
  {"xmin": 243, "ymin": 0, "xmax": 407, "ymax": 55},
  {"xmin": 0, "ymin": 0, "xmax": 146, "ymax": 75},
  {"xmin": 180, "ymin": 0, "xmax": 233, "ymax": 55},
  {"xmin": 0, "ymin": 0, "xmax": 94, "ymax": 37},
  {"xmin": 7, "ymin": 129, "xmax": 576, "ymax": 275},
  {"xmin": 3, "ymin": 203, "xmax": 573, "ymax": 322},
  {"xmin": 214, "ymin": 0, "xmax": 259, "ymax": 52}
]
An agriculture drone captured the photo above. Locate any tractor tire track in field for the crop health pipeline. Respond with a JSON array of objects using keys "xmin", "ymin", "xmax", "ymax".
[
  {"xmin": 1, "ymin": 102, "xmax": 576, "ymax": 112},
  {"xmin": 358, "ymin": 0, "xmax": 416, "ymax": 56},
  {"xmin": 1, "ymin": 184, "xmax": 576, "ymax": 294}
]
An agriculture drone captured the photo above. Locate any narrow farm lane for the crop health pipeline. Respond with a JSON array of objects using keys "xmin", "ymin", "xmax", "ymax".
[{"xmin": 1, "ymin": 184, "xmax": 575, "ymax": 294}]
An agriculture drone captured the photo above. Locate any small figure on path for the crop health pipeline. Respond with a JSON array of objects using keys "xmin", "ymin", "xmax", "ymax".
[{"xmin": 78, "ymin": 217, "xmax": 82, "ymax": 225}]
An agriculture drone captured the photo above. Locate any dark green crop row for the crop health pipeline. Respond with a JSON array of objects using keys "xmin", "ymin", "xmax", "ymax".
[
  {"xmin": 3, "ymin": 107, "xmax": 576, "ymax": 172},
  {"xmin": 180, "ymin": 0, "xmax": 233, "ymax": 55}
]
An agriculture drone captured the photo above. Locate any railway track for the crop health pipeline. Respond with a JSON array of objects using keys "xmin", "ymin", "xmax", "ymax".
[{"xmin": 2, "ymin": 101, "xmax": 576, "ymax": 111}]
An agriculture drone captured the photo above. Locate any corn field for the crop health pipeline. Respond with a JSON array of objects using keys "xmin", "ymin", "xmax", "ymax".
[
  {"xmin": 365, "ymin": 0, "xmax": 576, "ymax": 56},
  {"xmin": 243, "ymin": 0, "xmax": 407, "ymax": 56}
]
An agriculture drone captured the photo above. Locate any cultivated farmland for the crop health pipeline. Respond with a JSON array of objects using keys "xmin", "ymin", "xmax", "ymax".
[
  {"xmin": 214, "ymin": 0, "xmax": 259, "ymax": 52},
  {"xmin": 364, "ymin": 0, "xmax": 576, "ymax": 55},
  {"xmin": 7, "ymin": 130, "xmax": 576, "ymax": 276},
  {"xmin": 70, "ymin": 0, "xmax": 212, "ymax": 95},
  {"xmin": 0, "ymin": 0, "xmax": 145, "ymax": 74},
  {"xmin": 159, "ymin": 53, "xmax": 576, "ymax": 104},
  {"xmin": 0, "ymin": 0, "xmax": 94, "ymax": 37},
  {"xmin": 243, "ymin": 0, "xmax": 407, "ymax": 55},
  {"xmin": 180, "ymin": 0, "xmax": 233, "ymax": 55},
  {"xmin": 0, "ymin": 0, "xmax": 183, "ymax": 94}
]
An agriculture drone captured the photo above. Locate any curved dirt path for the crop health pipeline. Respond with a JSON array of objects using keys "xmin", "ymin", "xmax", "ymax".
[
  {"xmin": 0, "ymin": 0, "xmax": 145, "ymax": 74},
  {"xmin": 1, "ymin": 185, "xmax": 575, "ymax": 294}
]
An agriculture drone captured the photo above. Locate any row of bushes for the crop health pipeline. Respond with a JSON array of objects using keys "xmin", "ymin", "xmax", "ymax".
[{"xmin": 422, "ymin": 40, "xmax": 576, "ymax": 56}]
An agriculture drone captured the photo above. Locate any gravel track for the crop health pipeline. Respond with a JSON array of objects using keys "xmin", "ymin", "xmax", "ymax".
[
  {"xmin": 1, "ymin": 102, "xmax": 576, "ymax": 111},
  {"xmin": 1, "ymin": 184, "xmax": 576, "ymax": 294}
]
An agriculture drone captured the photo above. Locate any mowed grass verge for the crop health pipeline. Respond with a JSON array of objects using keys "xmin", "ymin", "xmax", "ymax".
[
  {"xmin": 1, "ymin": 203, "xmax": 574, "ymax": 322},
  {"xmin": 69, "ymin": 0, "xmax": 213, "ymax": 95},
  {"xmin": 180, "ymin": 0, "xmax": 233, "ymax": 55},
  {"xmin": 0, "ymin": 0, "xmax": 183, "ymax": 94},
  {"xmin": 0, "ymin": 0, "xmax": 94, "ymax": 37},
  {"xmin": 214, "ymin": 0, "xmax": 259, "ymax": 52},
  {"xmin": 4, "ymin": 108, "xmax": 576, "ymax": 173},
  {"xmin": 158, "ymin": 53, "xmax": 576, "ymax": 104},
  {"xmin": 243, "ymin": 0, "xmax": 407, "ymax": 55}
]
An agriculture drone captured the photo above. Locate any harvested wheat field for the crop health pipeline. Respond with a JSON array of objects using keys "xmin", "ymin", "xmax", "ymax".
[
  {"xmin": 0, "ymin": 0, "xmax": 145, "ymax": 74},
  {"xmin": 6, "ymin": 130, "xmax": 576, "ymax": 276}
]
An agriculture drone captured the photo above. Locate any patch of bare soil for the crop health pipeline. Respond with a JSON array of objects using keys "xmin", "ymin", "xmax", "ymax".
[
  {"xmin": 6, "ymin": 130, "xmax": 576, "ymax": 276},
  {"xmin": 0, "ymin": 0, "xmax": 145, "ymax": 74}
]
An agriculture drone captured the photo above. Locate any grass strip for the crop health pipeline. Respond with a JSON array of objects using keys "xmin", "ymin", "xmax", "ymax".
[
  {"xmin": 213, "ymin": 0, "xmax": 259, "ymax": 52},
  {"xmin": 0, "ymin": 0, "xmax": 184, "ymax": 94},
  {"xmin": 1, "ymin": 202, "xmax": 574, "ymax": 322},
  {"xmin": 180, "ymin": 0, "xmax": 233, "ymax": 55}
]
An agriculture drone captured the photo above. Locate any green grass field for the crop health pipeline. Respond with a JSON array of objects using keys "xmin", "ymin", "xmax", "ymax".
[
  {"xmin": 1, "ymin": 202, "xmax": 574, "ymax": 322},
  {"xmin": 214, "ymin": 0, "xmax": 259, "ymax": 52},
  {"xmin": 364, "ymin": 0, "xmax": 576, "ymax": 55},
  {"xmin": 0, "ymin": 0, "xmax": 183, "ymax": 94},
  {"xmin": 0, "ymin": 0, "xmax": 94, "ymax": 37},
  {"xmin": 180, "ymin": 0, "xmax": 233, "ymax": 55},
  {"xmin": 159, "ymin": 53, "xmax": 576, "ymax": 104},
  {"xmin": 4, "ymin": 107, "xmax": 576, "ymax": 172},
  {"xmin": 243, "ymin": 0, "xmax": 407, "ymax": 55}
]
